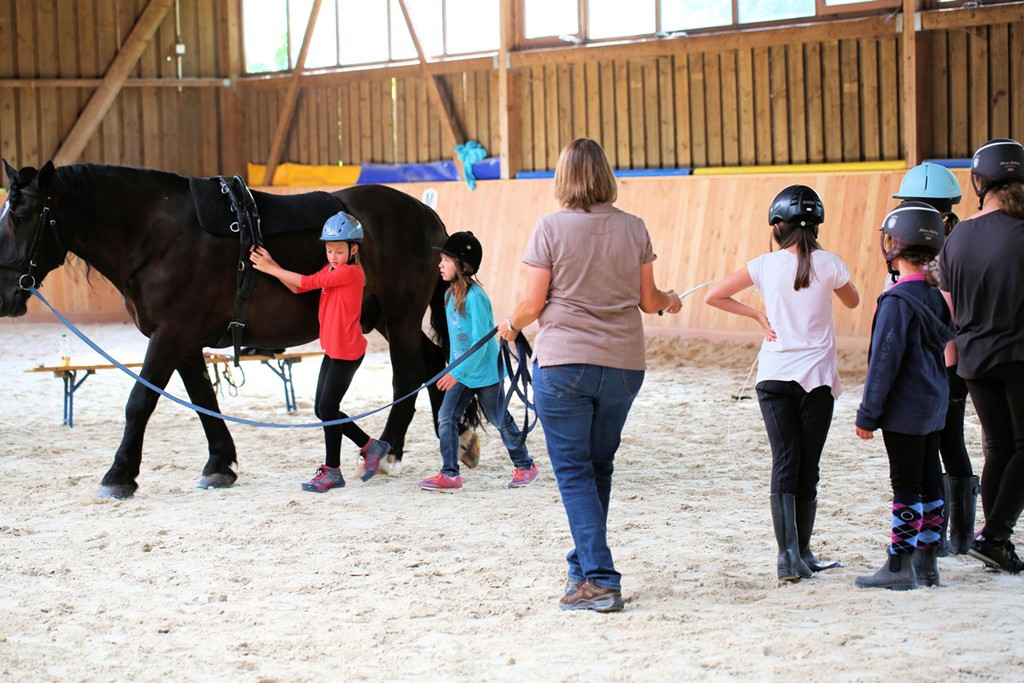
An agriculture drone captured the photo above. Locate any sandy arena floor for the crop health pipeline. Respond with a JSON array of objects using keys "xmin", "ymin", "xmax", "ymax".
[{"xmin": 1, "ymin": 321, "xmax": 1021, "ymax": 681}]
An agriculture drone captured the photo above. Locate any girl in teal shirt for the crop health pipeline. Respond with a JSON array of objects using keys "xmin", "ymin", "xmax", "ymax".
[{"xmin": 418, "ymin": 232, "xmax": 538, "ymax": 491}]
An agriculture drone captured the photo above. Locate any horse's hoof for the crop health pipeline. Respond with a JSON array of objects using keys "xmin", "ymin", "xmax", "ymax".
[
  {"xmin": 459, "ymin": 431, "xmax": 480, "ymax": 469},
  {"xmin": 98, "ymin": 484, "xmax": 136, "ymax": 499},
  {"xmin": 196, "ymin": 472, "xmax": 237, "ymax": 490},
  {"xmin": 378, "ymin": 454, "xmax": 401, "ymax": 476}
]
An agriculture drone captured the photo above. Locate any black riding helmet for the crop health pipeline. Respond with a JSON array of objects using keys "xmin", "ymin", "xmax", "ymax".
[
  {"xmin": 769, "ymin": 185, "xmax": 825, "ymax": 227},
  {"xmin": 880, "ymin": 201, "xmax": 945, "ymax": 279},
  {"xmin": 435, "ymin": 231, "xmax": 482, "ymax": 274},
  {"xmin": 971, "ymin": 138, "xmax": 1024, "ymax": 208}
]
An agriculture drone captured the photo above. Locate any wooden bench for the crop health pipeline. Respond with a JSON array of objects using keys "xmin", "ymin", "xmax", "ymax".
[{"xmin": 26, "ymin": 351, "xmax": 323, "ymax": 427}]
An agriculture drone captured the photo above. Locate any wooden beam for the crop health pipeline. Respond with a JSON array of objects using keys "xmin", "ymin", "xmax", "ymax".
[
  {"xmin": 262, "ymin": 0, "xmax": 323, "ymax": 186},
  {"xmin": 921, "ymin": 2, "xmax": 1024, "ymax": 31},
  {"xmin": 52, "ymin": 0, "xmax": 174, "ymax": 165},
  {"xmin": 235, "ymin": 56, "xmax": 495, "ymax": 91},
  {"xmin": 901, "ymin": 0, "xmax": 919, "ymax": 166},
  {"xmin": 0, "ymin": 78, "xmax": 229, "ymax": 88},
  {"xmin": 396, "ymin": 0, "xmax": 465, "ymax": 173},
  {"xmin": 511, "ymin": 16, "xmax": 896, "ymax": 68},
  {"xmin": 217, "ymin": 0, "xmax": 246, "ymax": 177},
  {"xmin": 497, "ymin": 0, "xmax": 521, "ymax": 179}
]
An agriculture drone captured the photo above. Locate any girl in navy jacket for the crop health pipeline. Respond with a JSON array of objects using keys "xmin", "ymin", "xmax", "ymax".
[{"xmin": 855, "ymin": 202, "xmax": 954, "ymax": 590}]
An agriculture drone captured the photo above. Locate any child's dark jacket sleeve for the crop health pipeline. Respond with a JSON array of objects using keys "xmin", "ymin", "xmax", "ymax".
[{"xmin": 856, "ymin": 297, "xmax": 907, "ymax": 431}]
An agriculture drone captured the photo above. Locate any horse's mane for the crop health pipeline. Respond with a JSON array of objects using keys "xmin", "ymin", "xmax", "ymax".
[{"xmin": 52, "ymin": 163, "xmax": 183, "ymax": 284}]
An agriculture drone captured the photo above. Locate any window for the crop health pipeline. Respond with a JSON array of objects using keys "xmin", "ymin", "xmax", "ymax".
[
  {"xmin": 242, "ymin": 0, "xmax": 499, "ymax": 74},
  {"xmin": 521, "ymin": 0, "xmax": 903, "ymax": 44}
]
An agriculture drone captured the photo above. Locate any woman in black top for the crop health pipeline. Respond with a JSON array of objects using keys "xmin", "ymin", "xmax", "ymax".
[{"xmin": 940, "ymin": 138, "xmax": 1024, "ymax": 574}]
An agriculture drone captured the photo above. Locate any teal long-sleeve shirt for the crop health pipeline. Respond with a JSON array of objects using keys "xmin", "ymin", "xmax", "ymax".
[{"xmin": 446, "ymin": 284, "xmax": 501, "ymax": 389}]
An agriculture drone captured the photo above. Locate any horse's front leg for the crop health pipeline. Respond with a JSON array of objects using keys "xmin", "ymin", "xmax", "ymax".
[
  {"xmin": 98, "ymin": 338, "xmax": 184, "ymax": 499},
  {"xmin": 176, "ymin": 350, "xmax": 238, "ymax": 490}
]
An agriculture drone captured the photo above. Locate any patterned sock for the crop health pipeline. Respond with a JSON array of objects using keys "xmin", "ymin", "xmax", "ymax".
[
  {"xmin": 917, "ymin": 498, "xmax": 945, "ymax": 551},
  {"xmin": 889, "ymin": 496, "xmax": 923, "ymax": 555}
]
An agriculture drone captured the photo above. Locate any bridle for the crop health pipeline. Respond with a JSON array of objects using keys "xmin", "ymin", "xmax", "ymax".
[{"xmin": 0, "ymin": 186, "xmax": 65, "ymax": 290}]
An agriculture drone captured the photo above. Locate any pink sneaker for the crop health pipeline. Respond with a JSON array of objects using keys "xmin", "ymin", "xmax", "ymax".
[
  {"xmin": 508, "ymin": 463, "xmax": 539, "ymax": 488},
  {"xmin": 301, "ymin": 465, "xmax": 345, "ymax": 493},
  {"xmin": 418, "ymin": 472, "xmax": 463, "ymax": 492}
]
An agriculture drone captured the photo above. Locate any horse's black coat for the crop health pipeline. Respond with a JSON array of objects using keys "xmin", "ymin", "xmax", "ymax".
[{"xmin": 1, "ymin": 161, "xmax": 451, "ymax": 498}]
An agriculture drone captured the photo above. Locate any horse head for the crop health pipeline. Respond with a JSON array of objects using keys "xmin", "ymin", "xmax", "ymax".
[{"xmin": 0, "ymin": 159, "xmax": 66, "ymax": 316}]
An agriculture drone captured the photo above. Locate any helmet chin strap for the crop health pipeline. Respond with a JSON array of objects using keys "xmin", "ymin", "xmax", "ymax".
[{"xmin": 886, "ymin": 259, "xmax": 900, "ymax": 284}]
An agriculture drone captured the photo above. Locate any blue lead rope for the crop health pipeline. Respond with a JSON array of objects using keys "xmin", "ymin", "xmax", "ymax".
[{"xmin": 27, "ymin": 285, "xmax": 520, "ymax": 430}]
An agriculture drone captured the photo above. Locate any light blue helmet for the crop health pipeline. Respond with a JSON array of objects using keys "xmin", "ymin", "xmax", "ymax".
[
  {"xmin": 320, "ymin": 211, "xmax": 363, "ymax": 243},
  {"xmin": 893, "ymin": 162, "xmax": 962, "ymax": 213}
]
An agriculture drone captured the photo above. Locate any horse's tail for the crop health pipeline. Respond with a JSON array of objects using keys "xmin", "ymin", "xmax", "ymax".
[{"xmin": 427, "ymin": 274, "xmax": 448, "ymax": 350}]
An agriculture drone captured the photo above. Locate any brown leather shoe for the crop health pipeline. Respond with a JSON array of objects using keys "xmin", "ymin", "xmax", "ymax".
[{"xmin": 558, "ymin": 580, "xmax": 623, "ymax": 612}]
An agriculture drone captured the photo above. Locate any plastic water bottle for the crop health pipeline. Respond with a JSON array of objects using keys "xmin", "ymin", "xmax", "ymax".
[{"xmin": 59, "ymin": 333, "xmax": 71, "ymax": 367}]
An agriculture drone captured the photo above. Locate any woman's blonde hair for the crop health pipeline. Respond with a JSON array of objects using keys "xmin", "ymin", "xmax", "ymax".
[{"xmin": 554, "ymin": 138, "xmax": 617, "ymax": 211}]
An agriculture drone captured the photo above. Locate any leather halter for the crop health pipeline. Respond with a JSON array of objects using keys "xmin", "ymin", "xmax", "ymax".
[{"xmin": 0, "ymin": 187, "xmax": 65, "ymax": 290}]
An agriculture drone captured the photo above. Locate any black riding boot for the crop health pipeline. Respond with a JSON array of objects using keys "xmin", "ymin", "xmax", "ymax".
[
  {"xmin": 946, "ymin": 475, "xmax": 980, "ymax": 555},
  {"xmin": 855, "ymin": 550, "xmax": 917, "ymax": 591},
  {"xmin": 912, "ymin": 548, "xmax": 941, "ymax": 587},
  {"xmin": 771, "ymin": 494, "xmax": 812, "ymax": 581},
  {"xmin": 936, "ymin": 476, "xmax": 950, "ymax": 557},
  {"xmin": 795, "ymin": 498, "xmax": 841, "ymax": 572}
]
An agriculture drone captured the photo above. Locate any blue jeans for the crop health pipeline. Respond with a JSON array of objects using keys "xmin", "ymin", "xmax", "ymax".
[
  {"xmin": 438, "ymin": 381, "xmax": 532, "ymax": 477},
  {"xmin": 534, "ymin": 362, "xmax": 644, "ymax": 591}
]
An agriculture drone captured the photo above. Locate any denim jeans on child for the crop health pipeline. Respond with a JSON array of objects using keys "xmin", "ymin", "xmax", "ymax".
[
  {"xmin": 533, "ymin": 362, "xmax": 645, "ymax": 591},
  {"xmin": 437, "ymin": 381, "xmax": 532, "ymax": 477}
]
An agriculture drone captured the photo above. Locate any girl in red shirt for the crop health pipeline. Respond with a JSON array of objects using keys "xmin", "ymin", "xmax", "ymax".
[{"xmin": 250, "ymin": 211, "xmax": 389, "ymax": 492}]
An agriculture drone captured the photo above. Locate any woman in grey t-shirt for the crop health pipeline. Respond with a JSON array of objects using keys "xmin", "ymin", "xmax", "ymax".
[{"xmin": 499, "ymin": 138, "xmax": 681, "ymax": 612}]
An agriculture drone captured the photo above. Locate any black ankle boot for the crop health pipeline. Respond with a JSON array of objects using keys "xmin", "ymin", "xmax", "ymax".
[
  {"xmin": 947, "ymin": 475, "xmax": 980, "ymax": 555},
  {"xmin": 855, "ymin": 550, "xmax": 917, "ymax": 591},
  {"xmin": 969, "ymin": 534, "xmax": 1024, "ymax": 574},
  {"xmin": 912, "ymin": 548, "xmax": 941, "ymax": 587},
  {"xmin": 795, "ymin": 498, "xmax": 841, "ymax": 572},
  {"xmin": 770, "ymin": 494, "xmax": 812, "ymax": 581}
]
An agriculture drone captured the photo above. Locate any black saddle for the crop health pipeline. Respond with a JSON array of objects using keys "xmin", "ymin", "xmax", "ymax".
[{"xmin": 188, "ymin": 176, "xmax": 344, "ymax": 238}]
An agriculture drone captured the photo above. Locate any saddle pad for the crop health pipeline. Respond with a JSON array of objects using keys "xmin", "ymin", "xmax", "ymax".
[{"xmin": 189, "ymin": 177, "xmax": 345, "ymax": 238}]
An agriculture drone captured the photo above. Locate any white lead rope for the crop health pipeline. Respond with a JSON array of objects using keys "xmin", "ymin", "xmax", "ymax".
[{"xmin": 658, "ymin": 280, "xmax": 720, "ymax": 315}]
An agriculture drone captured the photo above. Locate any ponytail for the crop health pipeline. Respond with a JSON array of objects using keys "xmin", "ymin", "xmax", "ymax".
[
  {"xmin": 991, "ymin": 181, "xmax": 1024, "ymax": 219},
  {"xmin": 771, "ymin": 222, "xmax": 821, "ymax": 290}
]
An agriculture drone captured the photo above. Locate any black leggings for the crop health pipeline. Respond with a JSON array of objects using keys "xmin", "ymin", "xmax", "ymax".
[
  {"xmin": 882, "ymin": 430, "xmax": 943, "ymax": 502},
  {"xmin": 939, "ymin": 364, "xmax": 973, "ymax": 477},
  {"xmin": 966, "ymin": 361, "xmax": 1024, "ymax": 541},
  {"xmin": 315, "ymin": 355, "xmax": 370, "ymax": 468},
  {"xmin": 756, "ymin": 381, "xmax": 834, "ymax": 499}
]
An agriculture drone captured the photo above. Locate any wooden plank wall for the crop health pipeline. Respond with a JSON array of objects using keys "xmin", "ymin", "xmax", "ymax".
[
  {"xmin": 243, "ymin": 70, "xmax": 502, "ymax": 167},
  {"xmin": 0, "ymin": 0, "xmax": 233, "ymax": 175},
  {"xmin": 17, "ymin": 170, "xmax": 977, "ymax": 351},
  {"xmin": 516, "ymin": 38, "xmax": 905, "ymax": 171},
  {"xmin": 392, "ymin": 170, "xmax": 979, "ymax": 348},
  {"xmin": 925, "ymin": 21, "xmax": 1024, "ymax": 159}
]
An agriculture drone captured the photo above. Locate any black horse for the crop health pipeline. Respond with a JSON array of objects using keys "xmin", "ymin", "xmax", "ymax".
[{"xmin": 0, "ymin": 160, "xmax": 455, "ymax": 498}]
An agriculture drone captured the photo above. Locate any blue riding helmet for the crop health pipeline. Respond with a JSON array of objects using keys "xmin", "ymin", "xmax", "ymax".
[
  {"xmin": 893, "ymin": 162, "xmax": 962, "ymax": 213},
  {"xmin": 320, "ymin": 211, "xmax": 363, "ymax": 243}
]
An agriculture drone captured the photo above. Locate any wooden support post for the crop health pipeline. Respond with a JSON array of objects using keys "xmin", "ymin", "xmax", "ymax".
[
  {"xmin": 217, "ymin": 0, "xmax": 246, "ymax": 177},
  {"xmin": 396, "ymin": 0, "xmax": 465, "ymax": 176},
  {"xmin": 498, "ymin": 0, "xmax": 522, "ymax": 179},
  {"xmin": 52, "ymin": 0, "xmax": 174, "ymax": 165},
  {"xmin": 901, "ymin": 0, "xmax": 920, "ymax": 166},
  {"xmin": 262, "ymin": 0, "xmax": 323, "ymax": 186}
]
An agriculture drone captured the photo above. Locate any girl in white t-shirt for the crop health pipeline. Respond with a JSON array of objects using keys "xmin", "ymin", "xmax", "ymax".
[{"xmin": 706, "ymin": 185, "xmax": 859, "ymax": 582}]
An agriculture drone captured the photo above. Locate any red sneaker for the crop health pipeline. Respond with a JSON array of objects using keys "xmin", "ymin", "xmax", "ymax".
[
  {"xmin": 301, "ymin": 465, "xmax": 345, "ymax": 493},
  {"xmin": 508, "ymin": 463, "xmax": 539, "ymax": 488},
  {"xmin": 418, "ymin": 472, "xmax": 463, "ymax": 492},
  {"xmin": 359, "ymin": 438, "xmax": 391, "ymax": 482}
]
